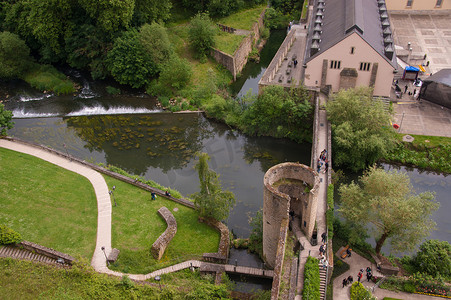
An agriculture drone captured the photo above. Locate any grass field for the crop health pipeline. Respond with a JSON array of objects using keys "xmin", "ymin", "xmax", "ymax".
[
  {"xmin": 215, "ymin": 31, "xmax": 246, "ymax": 55},
  {"xmin": 216, "ymin": 5, "xmax": 266, "ymax": 30},
  {"xmin": 104, "ymin": 176, "xmax": 220, "ymax": 274},
  {"xmin": 0, "ymin": 148, "xmax": 97, "ymax": 258},
  {"xmin": 395, "ymin": 133, "xmax": 451, "ymax": 147}
]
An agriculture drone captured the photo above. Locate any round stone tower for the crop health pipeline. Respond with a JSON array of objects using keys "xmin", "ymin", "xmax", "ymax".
[{"xmin": 263, "ymin": 162, "xmax": 319, "ymax": 268}]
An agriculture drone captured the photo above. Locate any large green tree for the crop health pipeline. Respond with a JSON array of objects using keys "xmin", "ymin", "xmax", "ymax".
[
  {"xmin": 326, "ymin": 87, "xmax": 396, "ymax": 171},
  {"xmin": 188, "ymin": 13, "xmax": 217, "ymax": 59},
  {"xmin": 139, "ymin": 22, "xmax": 173, "ymax": 73},
  {"xmin": 0, "ymin": 31, "xmax": 32, "ymax": 79},
  {"xmin": 414, "ymin": 240, "xmax": 451, "ymax": 277},
  {"xmin": 191, "ymin": 153, "xmax": 235, "ymax": 221},
  {"xmin": 106, "ymin": 29, "xmax": 153, "ymax": 88},
  {"xmin": 0, "ymin": 104, "xmax": 14, "ymax": 136},
  {"xmin": 339, "ymin": 166, "xmax": 439, "ymax": 255}
]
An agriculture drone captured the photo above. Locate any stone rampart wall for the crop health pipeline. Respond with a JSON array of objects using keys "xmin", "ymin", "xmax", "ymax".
[
  {"xmin": 270, "ymin": 217, "xmax": 289, "ymax": 300},
  {"xmin": 263, "ymin": 163, "xmax": 319, "ymax": 268},
  {"xmin": 151, "ymin": 207, "xmax": 177, "ymax": 260},
  {"xmin": 200, "ymin": 217, "xmax": 230, "ymax": 264},
  {"xmin": 18, "ymin": 241, "xmax": 75, "ymax": 264}
]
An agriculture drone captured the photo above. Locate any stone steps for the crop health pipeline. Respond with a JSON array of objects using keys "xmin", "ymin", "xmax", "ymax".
[
  {"xmin": 0, "ymin": 245, "xmax": 59, "ymax": 265},
  {"xmin": 319, "ymin": 263, "xmax": 327, "ymax": 300}
]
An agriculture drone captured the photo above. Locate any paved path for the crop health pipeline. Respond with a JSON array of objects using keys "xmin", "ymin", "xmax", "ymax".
[
  {"xmin": 0, "ymin": 139, "xmax": 112, "ymax": 273},
  {"xmin": 333, "ymin": 247, "xmax": 438, "ymax": 300}
]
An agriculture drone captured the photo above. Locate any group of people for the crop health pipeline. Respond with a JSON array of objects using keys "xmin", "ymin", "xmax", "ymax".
[
  {"xmin": 150, "ymin": 190, "xmax": 171, "ymax": 200},
  {"xmin": 319, "ymin": 236, "xmax": 328, "ymax": 269},
  {"xmin": 342, "ymin": 267, "xmax": 373, "ymax": 288},
  {"xmin": 317, "ymin": 149, "xmax": 329, "ymax": 173}
]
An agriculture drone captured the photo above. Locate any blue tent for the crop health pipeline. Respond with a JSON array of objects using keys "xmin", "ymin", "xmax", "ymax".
[{"xmin": 403, "ymin": 66, "xmax": 419, "ymax": 80}]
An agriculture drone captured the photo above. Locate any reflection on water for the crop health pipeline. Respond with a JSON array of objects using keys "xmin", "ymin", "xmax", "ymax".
[{"xmin": 9, "ymin": 113, "xmax": 311, "ymax": 237}]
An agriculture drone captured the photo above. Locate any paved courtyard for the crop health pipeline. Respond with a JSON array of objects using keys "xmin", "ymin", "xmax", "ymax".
[{"xmin": 389, "ymin": 11, "xmax": 451, "ymax": 74}]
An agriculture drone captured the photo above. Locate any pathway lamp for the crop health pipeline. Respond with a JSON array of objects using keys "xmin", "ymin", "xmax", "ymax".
[
  {"xmin": 109, "ymin": 186, "xmax": 117, "ymax": 206},
  {"xmin": 154, "ymin": 275, "xmax": 162, "ymax": 291},
  {"xmin": 101, "ymin": 246, "xmax": 109, "ymax": 266}
]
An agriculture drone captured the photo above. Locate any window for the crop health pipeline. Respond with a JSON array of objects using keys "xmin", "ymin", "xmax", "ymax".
[
  {"xmin": 436, "ymin": 0, "xmax": 443, "ymax": 7},
  {"xmin": 359, "ymin": 62, "xmax": 371, "ymax": 71},
  {"xmin": 350, "ymin": 47, "xmax": 355, "ymax": 54},
  {"xmin": 330, "ymin": 60, "xmax": 341, "ymax": 69},
  {"xmin": 406, "ymin": 0, "xmax": 413, "ymax": 7}
]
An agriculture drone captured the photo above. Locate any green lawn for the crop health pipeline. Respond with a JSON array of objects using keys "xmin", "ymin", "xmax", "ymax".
[
  {"xmin": 216, "ymin": 5, "xmax": 267, "ymax": 30},
  {"xmin": 104, "ymin": 176, "xmax": 220, "ymax": 274},
  {"xmin": 215, "ymin": 31, "xmax": 246, "ymax": 55},
  {"xmin": 396, "ymin": 133, "xmax": 451, "ymax": 147},
  {"xmin": 0, "ymin": 147, "xmax": 97, "ymax": 258}
]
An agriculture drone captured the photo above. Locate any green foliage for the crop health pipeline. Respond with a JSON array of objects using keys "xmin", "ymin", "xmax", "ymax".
[
  {"xmin": 139, "ymin": 22, "xmax": 173, "ymax": 73},
  {"xmin": 188, "ymin": 13, "xmax": 217, "ymax": 59},
  {"xmin": 23, "ymin": 64, "xmax": 75, "ymax": 94},
  {"xmin": 79, "ymin": 0, "xmax": 134, "ymax": 33},
  {"xmin": 326, "ymin": 87, "xmax": 396, "ymax": 172},
  {"xmin": 326, "ymin": 184, "xmax": 334, "ymax": 239},
  {"xmin": 240, "ymin": 85, "xmax": 313, "ymax": 143},
  {"xmin": 159, "ymin": 55, "xmax": 192, "ymax": 91},
  {"xmin": 185, "ymin": 281, "xmax": 229, "ymax": 299},
  {"xmin": 0, "ymin": 104, "xmax": 14, "ymax": 136},
  {"xmin": 339, "ymin": 166, "xmax": 439, "ymax": 254},
  {"xmin": 248, "ymin": 209, "xmax": 263, "ymax": 258},
  {"xmin": 385, "ymin": 142, "xmax": 451, "ymax": 174},
  {"xmin": 191, "ymin": 153, "xmax": 236, "ymax": 221},
  {"xmin": 0, "ymin": 225, "xmax": 22, "ymax": 245},
  {"xmin": 331, "ymin": 256, "xmax": 350, "ymax": 281},
  {"xmin": 413, "ymin": 240, "xmax": 451, "ymax": 278},
  {"xmin": 132, "ymin": 0, "xmax": 172, "ymax": 26},
  {"xmin": 203, "ymin": 94, "xmax": 229, "ymax": 120},
  {"xmin": 105, "ymin": 86, "xmax": 120, "ymax": 95},
  {"xmin": 303, "ymin": 256, "xmax": 320, "ymax": 300},
  {"xmin": 350, "ymin": 282, "xmax": 376, "ymax": 300},
  {"xmin": 264, "ymin": 7, "xmax": 290, "ymax": 29},
  {"xmin": 260, "ymin": 26, "xmax": 270, "ymax": 39},
  {"xmin": 106, "ymin": 29, "xmax": 153, "ymax": 88},
  {"xmin": 252, "ymin": 290, "xmax": 271, "ymax": 300},
  {"xmin": 0, "ymin": 31, "xmax": 32, "ymax": 79}
]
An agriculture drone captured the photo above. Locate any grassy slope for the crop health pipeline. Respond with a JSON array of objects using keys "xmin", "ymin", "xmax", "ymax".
[
  {"xmin": 216, "ymin": 5, "xmax": 266, "ymax": 30},
  {"xmin": 0, "ymin": 147, "xmax": 97, "ymax": 258},
  {"xmin": 104, "ymin": 176, "xmax": 220, "ymax": 274}
]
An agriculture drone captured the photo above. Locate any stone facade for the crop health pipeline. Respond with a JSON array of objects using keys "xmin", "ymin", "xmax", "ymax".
[
  {"xmin": 151, "ymin": 207, "xmax": 177, "ymax": 260},
  {"xmin": 263, "ymin": 162, "xmax": 319, "ymax": 268}
]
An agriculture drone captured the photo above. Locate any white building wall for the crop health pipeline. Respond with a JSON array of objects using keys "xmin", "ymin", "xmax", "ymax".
[{"xmin": 304, "ymin": 33, "xmax": 395, "ymax": 97}]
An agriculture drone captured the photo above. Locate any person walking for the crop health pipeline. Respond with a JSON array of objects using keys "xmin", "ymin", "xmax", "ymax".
[
  {"xmin": 151, "ymin": 192, "xmax": 156, "ymax": 200},
  {"xmin": 321, "ymin": 232, "xmax": 327, "ymax": 243},
  {"xmin": 357, "ymin": 271, "xmax": 362, "ymax": 282},
  {"xmin": 347, "ymin": 275, "xmax": 353, "ymax": 284},
  {"xmin": 404, "ymin": 85, "xmax": 408, "ymax": 94},
  {"xmin": 324, "ymin": 159, "xmax": 329, "ymax": 173},
  {"xmin": 342, "ymin": 278, "xmax": 348, "ymax": 288},
  {"xmin": 317, "ymin": 159, "xmax": 322, "ymax": 173}
]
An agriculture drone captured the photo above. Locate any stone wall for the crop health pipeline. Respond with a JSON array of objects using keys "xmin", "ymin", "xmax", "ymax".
[
  {"xmin": 18, "ymin": 241, "xmax": 75, "ymax": 265},
  {"xmin": 270, "ymin": 217, "xmax": 289, "ymax": 300},
  {"xmin": 263, "ymin": 163, "xmax": 319, "ymax": 268},
  {"xmin": 151, "ymin": 207, "xmax": 177, "ymax": 260},
  {"xmin": 213, "ymin": 9, "xmax": 266, "ymax": 80},
  {"xmin": 339, "ymin": 68, "xmax": 358, "ymax": 90},
  {"xmin": 200, "ymin": 217, "xmax": 230, "ymax": 264}
]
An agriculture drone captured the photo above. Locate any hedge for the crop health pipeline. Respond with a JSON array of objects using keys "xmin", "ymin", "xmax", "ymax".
[
  {"xmin": 326, "ymin": 184, "xmax": 334, "ymax": 239},
  {"xmin": 0, "ymin": 225, "xmax": 22, "ymax": 245},
  {"xmin": 350, "ymin": 282, "xmax": 375, "ymax": 300},
  {"xmin": 303, "ymin": 256, "xmax": 320, "ymax": 300}
]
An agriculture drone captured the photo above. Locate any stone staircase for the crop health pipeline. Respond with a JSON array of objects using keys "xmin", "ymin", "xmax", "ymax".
[
  {"xmin": 319, "ymin": 264, "xmax": 327, "ymax": 300},
  {"xmin": 0, "ymin": 245, "xmax": 61, "ymax": 265}
]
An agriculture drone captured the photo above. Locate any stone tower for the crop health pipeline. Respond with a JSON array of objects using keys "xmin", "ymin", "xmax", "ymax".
[{"xmin": 263, "ymin": 162, "xmax": 319, "ymax": 268}]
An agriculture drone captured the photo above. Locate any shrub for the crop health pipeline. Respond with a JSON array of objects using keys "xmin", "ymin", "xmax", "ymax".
[
  {"xmin": 413, "ymin": 240, "xmax": 451, "ymax": 277},
  {"xmin": 23, "ymin": 64, "xmax": 75, "ymax": 95},
  {"xmin": 350, "ymin": 282, "xmax": 375, "ymax": 300},
  {"xmin": 326, "ymin": 184, "xmax": 334, "ymax": 239},
  {"xmin": 403, "ymin": 282, "xmax": 416, "ymax": 293},
  {"xmin": 188, "ymin": 13, "xmax": 217, "ymax": 59},
  {"xmin": 303, "ymin": 256, "xmax": 320, "ymax": 300},
  {"xmin": 0, "ymin": 225, "xmax": 22, "ymax": 245},
  {"xmin": 105, "ymin": 86, "xmax": 120, "ymax": 95},
  {"xmin": 0, "ymin": 31, "xmax": 33, "ymax": 79}
]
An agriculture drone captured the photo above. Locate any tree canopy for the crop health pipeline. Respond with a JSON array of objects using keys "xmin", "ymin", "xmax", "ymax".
[
  {"xmin": 188, "ymin": 13, "xmax": 217, "ymax": 59},
  {"xmin": 191, "ymin": 153, "xmax": 236, "ymax": 221},
  {"xmin": 326, "ymin": 87, "xmax": 396, "ymax": 171},
  {"xmin": 339, "ymin": 166, "xmax": 439, "ymax": 255},
  {"xmin": 0, "ymin": 31, "xmax": 32, "ymax": 79},
  {"xmin": 414, "ymin": 240, "xmax": 451, "ymax": 278},
  {"xmin": 0, "ymin": 104, "xmax": 14, "ymax": 135}
]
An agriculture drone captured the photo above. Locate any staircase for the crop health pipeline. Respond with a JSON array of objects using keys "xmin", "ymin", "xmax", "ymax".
[
  {"xmin": 0, "ymin": 245, "xmax": 61, "ymax": 265},
  {"xmin": 319, "ymin": 264, "xmax": 327, "ymax": 300}
]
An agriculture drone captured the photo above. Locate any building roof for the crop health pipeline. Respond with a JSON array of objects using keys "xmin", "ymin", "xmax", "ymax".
[
  {"xmin": 305, "ymin": 0, "xmax": 397, "ymax": 68},
  {"xmin": 424, "ymin": 69, "xmax": 451, "ymax": 86}
]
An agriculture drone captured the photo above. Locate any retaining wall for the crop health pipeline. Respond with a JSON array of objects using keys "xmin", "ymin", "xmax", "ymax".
[
  {"xmin": 200, "ymin": 217, "xmax": 230, "ymax": 264},
  {"xmin": 270, "ymin": 217, "xmax": 289, "ymax": 300},
  {"xmin": 18, "ymin": 241, "xmax": 75, "ymax": 265},
  {"xmin": 151, "ymin": 207, "xmax": 177, "ymax": 260}
]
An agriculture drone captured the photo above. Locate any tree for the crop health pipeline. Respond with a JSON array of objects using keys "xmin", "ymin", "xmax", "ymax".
[
  {"xmin": 0, "ymin": 31, "xmax": 32, "ymax": 79},
  {"xmin": 339, "ymin": 166, "xmax": 439, "ymax": 255},
  {"xmin": 414, "ymin": 240, "xmax": 451, "ymax": 277},
  {"xmin": 139, "ymin": 23, "xmax": 173, "ymax": 73},
  {"xmin": 326, "ymin": 87, "xmax": 396, "ymax": 172},
  {"xmin": 106, "ymin": 29, "xmax": 153, "ymax": 88},
  {"xmin": 191, "ymin": 153, "xmax": 236, "ymax": 221},
  {"xmin": 158, "ymin": 55, "xmax": 192, "ymax": 91},
  {"xmin": 0, "ymin": 104, "xmax": 14, "ymax": 136},
  {"xmin": 188, "ymin": 13, "xmax": 217, "ymax": 59},
  {"xmin": 132, "ymin": 0, "xmax": 172, "ymax": 26}
]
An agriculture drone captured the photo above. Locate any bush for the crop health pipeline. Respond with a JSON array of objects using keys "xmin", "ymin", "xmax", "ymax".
[
  {"xmin": 105, "ymin": 86, "xmax": 120, "ymax": 95},
  {"xmin": 413, "ymin": 240, "xmax": 451, "ymax": 278},
  {"xmin": 0, "ymin": 31, "xmax": 33, "ymax": 79},
  {"xmin": 303, "ymin": 256, "xmax": 320, "ymax": 300},
  {"xmin": 23, "ymin": 64, "xmax": 75, "ymax": 95},
  {"xmin": 403, "ymin": 282, "xmax": 416, "ymax": 293},
  {"xmin": 326, "ymin": 184, "xmax": 334, "ymax": 239},
  {"xmin": 159, "ymin": 55, "xmax": 192, "ymax": 91},
  {"xmin": 188, "ymin": 13, "xmax": 217, "ymax": 59},
  {"xmin": 350, "ymin": 282, "xmax": 375, "ymax": 300},
  {"xmin": 0, "ymin": 225, "xmax": 22, "ymax": 245}
]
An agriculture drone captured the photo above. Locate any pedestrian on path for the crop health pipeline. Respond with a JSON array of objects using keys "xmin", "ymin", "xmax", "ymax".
[
  {"xmin": 342, "ymin": 278, "xmax": 347, "ymax": 288},
  {"xmin": 404, "ymin": 85, "xmax": 408, "ymax": 94},
  {"xmin": 367, "ymin": 271, "xmax": 372, "ymax": 282},
  {"xmin": 317, "ymin": 159, "xmax": 322, "ymax": 173},
  {"xmin": 357, "ymin": 271, "xmax": 363, "ymax": 282},
  {"xmin": 347, "ymin": 275, "xmax": 353, "ymax": 284},
  {"xmin": 321, "ymin": 232, "xmax": 327, "ymax": 243},
  {"xmin": 324, "ymin": 159, "xmax": 329, "ymax": 173}
]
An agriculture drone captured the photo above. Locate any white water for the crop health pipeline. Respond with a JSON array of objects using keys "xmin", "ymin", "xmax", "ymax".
[
  {"xmin": 19, "ymin": 94, "xmax": 53, "ymax": 102},
  {"xmin": 66, "ymin": 106, "xmax": 161, "ymax": 116},
  {"xmin": 12, "ymin": 105, "xmax": 162, "ymax": 118},
  {"xmin": 77, "ymin": 80, "xmax": 98, "ymax": 99}
]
